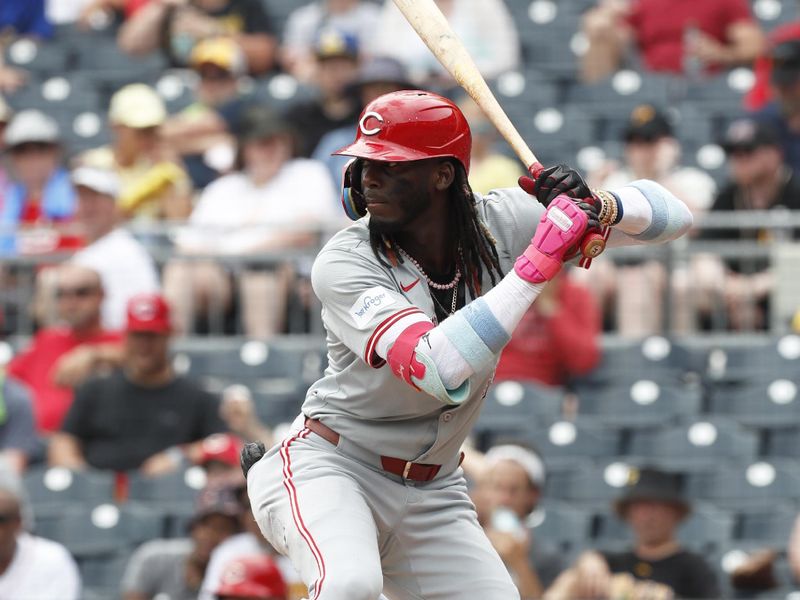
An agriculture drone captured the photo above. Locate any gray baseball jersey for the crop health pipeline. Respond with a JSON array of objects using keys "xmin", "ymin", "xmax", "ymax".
[{"xmin": 303, "ymin": 186, "xmax": 541, "ymax": 465}]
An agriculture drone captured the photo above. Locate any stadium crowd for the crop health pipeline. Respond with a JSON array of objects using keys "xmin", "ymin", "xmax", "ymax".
[{"xmin": 0, "ymin": 0, "xmax": 800, "ymax": 598}]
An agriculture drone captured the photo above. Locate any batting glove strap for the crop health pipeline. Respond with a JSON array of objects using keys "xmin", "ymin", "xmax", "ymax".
[{"xmin": 515, "ymin": 195, "xmax": 589, "ymax": 283}]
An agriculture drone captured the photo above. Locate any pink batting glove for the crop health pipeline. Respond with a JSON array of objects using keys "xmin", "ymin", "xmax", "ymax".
[{"xmin": 514, "ymin": 195, "xmax": 589, "ymax": 283}]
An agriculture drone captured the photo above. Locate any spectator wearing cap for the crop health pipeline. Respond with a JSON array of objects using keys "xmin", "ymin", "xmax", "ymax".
[
  {"xmin": 580, "ymin": 0, "xmax": 764, "ymax": 83},
  {"xmin": 0, "ymin": 465, "xmax": 81, "ymax": 598},
  {"xmin": 689, "ymin": 118, "xmax": 800, "ymax": 331},
  {"xmin": 161, "ymin": 36, "xmax": 249, "ymax": 189},
  {"xmin": 312, "ymin": 55, "xmax": 413, "ymax": 189},
  {"xmin": 215, "ymin": 555, "xmax": 288, "ymax": 600},
  {"xmin": 0, "ymin": 109, "xmax": 80, "ymax": 256},
  {"xmin": 48, "ymin": 292, "xmax": 226, "ymax": 474},
  {"xmin": 117, "ymin": 0, "xmax": 277, "ymax": 75},
  {"xmin": 369, "ymin": 0, "xmax": 519, "ymax": 85},
  {"xmin": 122, "ymin": 481, "xmax": 242, "ymax": 600},
  {"xmin": 80, "ymin": 83, "xmax": 192, "ymax": 221},
  {"xmin": 469, "ymin": 444, "xmax": 564, "ymax": 599},
  {"xmin": 164, "ymin": 104, "xmax": 338, "ymax": 338},
  {"xmin": 70, "ymin": 165, "xmax": 159, "ymax": 330},
  {"xmin": 8, "ymin": 263, "xmax": 122, "ymax": 434},
  {"xmin": 581, "ymin": 104, "xmax": 715, "ymax": 336},
  {"xmin": 545, "ymin": 468, "xmax": 718, "ymax": 599},
  {"xmin": 286, "ymin": 29, "xmax": 361, "ymax": 158},
  {"xmin": 282, "ymin": 0, "xmax": 381, "ymax": 82},
  {"xmin": 754, "ymin": 39, "xmax": 800, "ymax": 174}
]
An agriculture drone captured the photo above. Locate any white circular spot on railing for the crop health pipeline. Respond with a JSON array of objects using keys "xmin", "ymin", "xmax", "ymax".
[
  {"xmin": 721, "ymin": 549, "xmax": 748, "ymax": 573},
  {"xmin": 688, "ymin": 422, "xmax": 717, "ymax": 446},
  {"xmin": 240, "ymin": 340, "xmax": 268, "ymax": 366},
  {"xmin": 754, "ymin": 0, "xmax": 782, "ymax": 21},
  {"xmin": 184, "ymin": 466, "xmax": 207, "ymax": 490},
  {"xmin": 642, "ymin": 336, "xmax": 671, "ymax": 361},
  {"xmin": 172, "ymin": 353, "xmax": 190, "ymax": 375},
  {"xmin": 612, "ymin": 70, "xmax": 642, "ymax": 95},
  {"xmin": 778, "ymin": 335, "xmax": 800, "ymax": 360},
  {"xmin": 528, "ymin": 0, "xmax": 557, "ymax": 24},
  {"xmin": 534, "ymin": 108, "xmax": 563, "ymax": 133},
  {"xmin": 268, "ymin": 74, "xmax": 298, "ymax": 100},
  {"xmin": 494, "ymin": 381, "xmax": 524, "ymax": 406},
  {"xmin": 630, "ymin": 380, "xmax": 660, "ymax": 405},
  {"xmin": 497, "ymin": 72, "xmax": 525, "ymax": 97},
  {"xmin": 746, "ymin": 462, "xmax": 776, "ymax": 487},
  {"xmin": 786, "ymin": 591, "xmax": 800, "ymax": 600},
  {"xmin": 570, "ymin": 32, "xmax": 589, "ymax": 57},
  {"xmin": 604, "ymin": 462, "xmax": 631, "ymax": 487},
  {"xmin": 576, "ymin": 146, "xmax": 606, "ymax": 172},
  {"xmin": 8, "ymin": 39, "xmax": 37, "ymax": 65},
  {"xmin": 549, "ymin": 421, "xmax": 576, "ymax": 446},
  {"xmin": 44, "ymin": 467, "xmax": 73, "ymax": 492},
  {"xmin": 728, "ymin": 68, "xmax": 755, "ymax": 93},
  {"xmin": 768, "ymin": 379, "xmax": 797, "ymax": 405},
  {"xmin": 91, "ymin": 504, "xmax": 119, "ymax": 529},
  {"xmin": 708, "ymin": 348, "xmax": 728, "ymax": 377},
  {"xmin": 156, "ymin": 74, "xmax": 185, "ymax": 101},
  {"xmin": 73, "ymin": 112, "xmax": 102, "ymax": 138},
  {"xmin": 696, "ymin": 144, "xmax": 725, "ymax": 170},
  {"xmin": 42, "ymin": 77, "xmax": 70, "ymax": 102},
  {"xmin": 0, "ymin": 342, "xmax": 12, "ymax": 366}
]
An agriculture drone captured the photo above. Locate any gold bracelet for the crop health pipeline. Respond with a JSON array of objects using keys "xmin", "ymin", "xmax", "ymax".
[{"xmin": 593, "ymin": 189, "xmax": 618, "ymax": 226}]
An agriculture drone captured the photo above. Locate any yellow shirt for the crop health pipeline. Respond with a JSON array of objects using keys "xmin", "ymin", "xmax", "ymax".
[{"xmin": 468, "ymin": 154, "xmax": 525, "ymax": 195}]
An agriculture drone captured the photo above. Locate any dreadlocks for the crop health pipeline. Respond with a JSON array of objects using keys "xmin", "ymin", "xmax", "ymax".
[{"xmin": 368, "ymin": 160, "xmax": 504, "ymax": 299}]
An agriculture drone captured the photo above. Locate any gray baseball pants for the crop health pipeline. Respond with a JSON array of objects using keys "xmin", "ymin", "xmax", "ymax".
[{"xmin": 247, "ymin": 425, "xmax": 519, "ymax": 600}]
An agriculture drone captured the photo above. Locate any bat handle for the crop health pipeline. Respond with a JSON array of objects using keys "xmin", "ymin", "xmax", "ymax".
[{"xmin": 528, "ymin": 162, "xmax": 545, "ymax": 180}]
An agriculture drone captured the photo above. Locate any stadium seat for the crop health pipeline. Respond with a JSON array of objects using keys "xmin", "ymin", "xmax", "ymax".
[
  {"xmin": 737, "ymin": 506, "xmax": 798, "ymax": 545},
  {"xmin": 529, "ymin": 503, "xmax": 593, "ymax": 553},
  {"xmin": 575, "ymin": 379, "xmax": 702, "ymax": 427},
  {"xmin": 763, "ymin": 425, "xmax": 800, "ymax": 459},
  {"xmin": 703, "ymin": 336, "xmax": 800, "ymax": 383},
  {"xmin": 521, "ymin": 420, "xmax": 621, "ymax": 468},
  {"xmin": 126, "ymin": 467, "xmax": 207, "ymax": 513},
  {"xmin": 708, "ymin": 378, "xmax": 800, "ymax": 426},
  {"xmin": 24, "ymin": 467, "xmax": 116, "ymax": 517},
  {"xmin": 626, "ymin": 419, "xmax": 759, "ymax": 471},
  {"xmin": 546, "ymin": 460, "xmax": 639, "ymax": 504},
  {"xmin": 473, "ymin": 381, "xmax": 564, "ymax": 442},
  {"xmin": 79, "ymin": 551, "xmax": 132, "ymax": 597},
  {"xmin": 35, "ymin": 503, "xmax": 163, "ymax": 558},
  {"xmin": 4, "ymin": 39, "xmax": 72, "ymax": 77},
  {"xmin": 686, "ymin": 461, "xmax": 800, "ymax": 509}
]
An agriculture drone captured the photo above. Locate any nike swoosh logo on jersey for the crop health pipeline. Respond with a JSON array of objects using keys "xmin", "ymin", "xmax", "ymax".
[{"xmin": 400, "ymin": 278, "xmax": 421, "ymax": 292}]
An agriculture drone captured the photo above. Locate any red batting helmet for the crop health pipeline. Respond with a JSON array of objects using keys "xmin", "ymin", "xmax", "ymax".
[
  {"xmin": 333, "ymin": 90, "xmax": 472, "ymax": 173},
  {"xmin": 215, "ymin": 555, "xmax": 288, "ymax": 599},
  {"xmin": 334, "ymin": 90, "xmax": 472, "ymax": 219}
]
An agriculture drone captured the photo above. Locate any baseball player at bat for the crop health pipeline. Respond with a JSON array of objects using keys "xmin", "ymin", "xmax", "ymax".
[{"xmin": 243, "ymin": 90, "xmax": 693, "ymax": 600}]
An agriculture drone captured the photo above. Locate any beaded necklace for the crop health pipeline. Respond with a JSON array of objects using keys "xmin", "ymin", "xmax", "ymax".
[{"xmin": 397, "ymin": 246, "xmax": 461, "ymax": 317}]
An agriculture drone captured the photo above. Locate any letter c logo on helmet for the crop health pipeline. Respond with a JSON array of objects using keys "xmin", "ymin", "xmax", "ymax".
[{"xmin": 333, "ymin": 90, "xmax": 472, "ymax": 220}]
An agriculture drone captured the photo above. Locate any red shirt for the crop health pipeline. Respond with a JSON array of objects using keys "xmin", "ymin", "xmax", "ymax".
[
  {"xmin": 627, "ymin": 0, "xmax": 753, "ymax": 73},
  {"xmin": 7, "ymin": 328, "xmax": 122, "ymax": 433},
  {"xmin": 494, "ymin": 278, "xmax": 601, "ymax": 387}
]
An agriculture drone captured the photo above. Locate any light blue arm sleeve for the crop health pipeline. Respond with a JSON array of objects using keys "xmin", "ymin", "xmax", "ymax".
[{"xmin": 608, "ymin": 179, "xmax": 693, "ymax": 247}]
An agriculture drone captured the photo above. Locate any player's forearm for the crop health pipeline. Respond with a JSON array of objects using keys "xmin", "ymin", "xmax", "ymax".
[{"xmin": 607, "ymin": 180, "xmax": 693, "ymax": 245}]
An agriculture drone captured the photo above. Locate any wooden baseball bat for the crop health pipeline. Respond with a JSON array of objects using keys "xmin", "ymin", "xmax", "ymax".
[{"xmin": 392, "ymin": 0, "xmax": 606, "ymax": 260}]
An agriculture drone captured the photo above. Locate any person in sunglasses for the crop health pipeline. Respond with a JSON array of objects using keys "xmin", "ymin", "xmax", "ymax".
[{"xmin": 7, "ymin": 264, "xmax": 123, "ymax": 435}]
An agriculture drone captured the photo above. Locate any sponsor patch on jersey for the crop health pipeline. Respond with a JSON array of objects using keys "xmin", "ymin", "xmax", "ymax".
[{"xmin": 349, "ymin": 286, "xmax": 396, "ymax": 328}]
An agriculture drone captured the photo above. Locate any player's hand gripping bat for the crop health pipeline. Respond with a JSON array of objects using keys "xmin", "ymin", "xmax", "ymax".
[{"xmin": 391, "ymin": 0, "xmax": 607, "ymax": 261}]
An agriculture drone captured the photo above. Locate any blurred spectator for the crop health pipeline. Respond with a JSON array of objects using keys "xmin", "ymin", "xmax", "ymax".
[
  {"xmin": 459, "ymin": 97, "xmax": 525, "ymax": 195},
  {"xmin": 0, "ymin": 110, "xmax": 80, "ymax": 256},
  {"xmin": 545, "ymin": 468, "xmax": 718, "ymax": 599},
  {"xmin": 369, "ymin": 0, "xmax": 519, "ymax": 85},
  {"xmin": 312, "ymin": 55, "xmax": 412, "ymax": 187},
  {"xmin": 754, "ymin": 40, "xmax": 800, "ymax": 173},
  {"xmin": 0, "ymin": 376, "xmax": 38, "ymax": 473},
  {"xmin": 161, "ymin": 36, "xmax": 247, "ymax": 188},
  {"xmin": 494, "ymin": 271, "xmax": 601, "ymax": 387},
  {"xmin": 117, "ymin": 0, "xmax": 277, "ymax": 75},
  {"xmin": 471, "ymin": 444, "xmax": 564, "ymax": 598},
  {"xmin": 691, "ymin": 118, "xmax": 800, "ymax": 331},
  {"xmin": 582, "ymin": 105, "xmax": 715, "ymax": 336},
  {"xmin": 48, "ymin": 292, "xmax": 225, "ymax": 473},
  {"xmin": 745, "ymin": 22, "xmax": 800, "ymax": 111},
  {"xmin": 121, "ymin": 482, "xmax": 241, "ymax": 600},
  {"xmin": 219, "ymin": 385, "xmax": 272, "ymax": 445},
  {"xmin": 282, "ymin": 0, "xmax": 380, "ymax": 82},
  {"xmin": 81, "ymin": 83, "xmax": 192, "ymax": 221},
  {"xmin": 70, "ymin": 165, "xmax": 160, "ymax": 330},
  {"xmin": 196, "ymin": 433, "xmax": 245, "ymax": 486},
  {"xmin": 0, "ymin": 97, "xmax": 11, "ymax": 204},
  {"xmin": 7, "ymin": 264, "xmax": 122, "ymax": 434},
  {"xmin": 581, "ymin": 0, "xmax": 764, "ymax": 83},
  {"xmin": 214, "ymin": 555, "xmax": 288, "ymax": 600},
  {"xmin": 0, "ymin": 0, "xmax": 53, "ymax": 93},
  {"xmin": 286, "ymin": 29, "xmax": 361, "ymax": 158},
  {"xmin": 164, "ymin": 105, "xmax": 338, "ymax": 338},
  {"xmin": 0, "ymin": 466, "xmax": 81, "ymax": 599}
]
